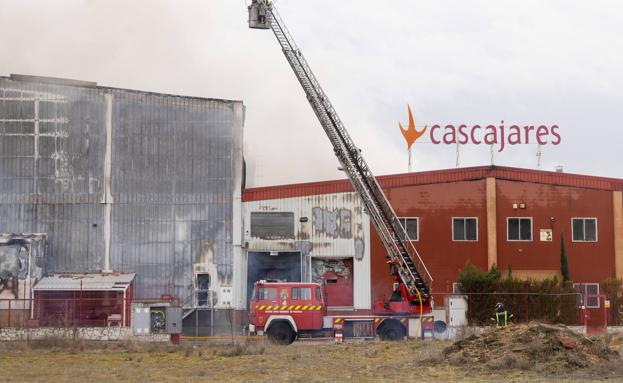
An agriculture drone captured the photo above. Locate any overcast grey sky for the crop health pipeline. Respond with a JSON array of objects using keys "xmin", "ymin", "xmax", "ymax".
[{"xmin": 1, "ymin": 0, "xmax": 622, "ymax": 187}]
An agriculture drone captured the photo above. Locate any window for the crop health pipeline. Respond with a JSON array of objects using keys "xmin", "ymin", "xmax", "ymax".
[
  {"xmin": 573, "ymin": 283, "xmax": 600, "ymax": 308},
  {"xmin": 257, "ymin": 287, "xmax": 277, "ymax": 301},
  {"xmin": 507, "ymin": 218, "xmax": 532, "ymax": 241},
  {"xmin": 398, "ymin": 217, "xmax": 419, "ymax": 241},
  {"xmin": 291, "ymin": 287, "xmax": 312, "ymax": 300},
  {"xmin": 315, "ymin": 287, "xmax": 322, "ymax": 301},
  {"xmin": 250, "ymin": 212, "xmax": 295, "ymax": 239},
  {"xmin": 572, "ymin": 218, "xmax": 597, "ymax": 242},
  {"xmin": 452, "ymin": 218, "xmax": 478, "ymax": 241}
]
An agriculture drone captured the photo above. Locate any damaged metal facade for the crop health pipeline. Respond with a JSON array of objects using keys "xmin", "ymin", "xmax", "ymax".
[
  {"xmin": 0, "ymin": 233, "xmax": 47, "ymax": 320},
  {"xmin": 242, "ymin": 191, "xmax": 371, "ymax": 309},
  {"xmin": 0, "ymin": 75, "xmax": 244, "ymax": 309}
]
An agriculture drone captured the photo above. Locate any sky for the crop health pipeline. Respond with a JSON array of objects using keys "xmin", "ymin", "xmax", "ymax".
[{"xmin": 1, "ymin": 0, "xmax": 622, "ymax": 187}]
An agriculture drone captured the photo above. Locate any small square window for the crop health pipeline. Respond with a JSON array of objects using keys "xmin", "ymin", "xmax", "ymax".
[
  {"xmin": 398, "ymin": 218, "xmax": 419, "ymax": 241},
  {"xmin": 572, "ymin": 218, "xmax": 597, "ymax": 242},
  {"xmin": 507, "ymin": 218, "xmax": 532, "ymax": 241},
  {"xmin": 453, "ymin": 218, "xmax": 478, "ymax": 241}
]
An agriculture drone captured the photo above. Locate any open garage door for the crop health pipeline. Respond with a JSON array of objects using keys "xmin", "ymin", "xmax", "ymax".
[{"xmin": 246, "ymin": 251, "xmax": 302, "ymax": 306}]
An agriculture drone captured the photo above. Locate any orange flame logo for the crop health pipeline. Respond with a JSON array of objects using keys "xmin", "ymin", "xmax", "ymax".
[{"xmin": 399, "ymin": 104, "xmax": 427, "ymax": 150}]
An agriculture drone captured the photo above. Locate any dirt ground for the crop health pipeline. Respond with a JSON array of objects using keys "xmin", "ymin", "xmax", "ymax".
[{"xmin": 1, "ymin": 333, "xmax": 623, "ymax": 383}]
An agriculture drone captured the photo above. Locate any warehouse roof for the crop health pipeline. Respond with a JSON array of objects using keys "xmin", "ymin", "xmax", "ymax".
[
  {"xmin": 33, "ymin": 273, "xmax": 135, "ymax": 292},
  {"xmin": 242, "ymin": 165, "xmax": 623, "ymax": 202}
]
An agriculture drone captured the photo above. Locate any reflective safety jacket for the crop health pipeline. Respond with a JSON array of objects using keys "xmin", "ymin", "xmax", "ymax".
[{"xmin": 491, "ymin": 310, "xmax": 513, "ymax": 328}]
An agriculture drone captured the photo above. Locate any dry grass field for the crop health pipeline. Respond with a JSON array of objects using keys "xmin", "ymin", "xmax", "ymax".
[{"xmin": 1, "ymin": 330, "xmax": 622, "ymax": 383}]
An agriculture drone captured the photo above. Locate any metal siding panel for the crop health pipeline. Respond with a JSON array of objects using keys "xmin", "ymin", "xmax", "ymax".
[{"xmin": 1, "ymin": 77, "xmax": 241, "ymax": 306}]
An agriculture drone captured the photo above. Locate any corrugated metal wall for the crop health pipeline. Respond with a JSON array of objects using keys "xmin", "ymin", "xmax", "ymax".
[{"xmin": 0, "ymin": 76, "xmax": 244, "ymax": 305}]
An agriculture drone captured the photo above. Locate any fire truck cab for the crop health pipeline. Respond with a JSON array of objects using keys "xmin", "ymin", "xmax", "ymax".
[{"xmin": 248, "ymin": 281, "xmax": 328, "ymax": 344}]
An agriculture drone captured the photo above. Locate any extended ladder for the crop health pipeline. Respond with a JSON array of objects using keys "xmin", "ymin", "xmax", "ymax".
[{"xmin": 252, "ymin": 3, "xmax": 433, "ymax": 301}]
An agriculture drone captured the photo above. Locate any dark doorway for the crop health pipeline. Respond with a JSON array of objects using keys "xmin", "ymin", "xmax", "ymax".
[
  {"xmin": 246, "ymin": 251, "xmax": 302, "ymax": 306},
  {"xmin": 196, "ymin": 274, "xmax": 210, "ymax": 307}
]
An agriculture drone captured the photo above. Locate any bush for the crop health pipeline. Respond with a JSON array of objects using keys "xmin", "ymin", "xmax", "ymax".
[
  {"xmin": 457, "ymin": 262, "xmax": 579, "ymax": 325},
  {"xmin": 601, "ymin": 278, "xmax": 623, "ymax": 326}
]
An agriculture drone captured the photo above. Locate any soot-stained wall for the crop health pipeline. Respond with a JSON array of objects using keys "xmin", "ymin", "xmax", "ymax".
[{"xmin": 0, "ymin": 75, "xmax": 244, "ymax": 307}]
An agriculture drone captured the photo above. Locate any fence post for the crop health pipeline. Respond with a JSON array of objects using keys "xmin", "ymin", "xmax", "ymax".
[
  {"xmin": 8, "ymin": 299, "xmax": 11, "ymax": 327},
  {"xmin": 467, "ymin": 293, "xmax": 471, "ymax": 326},
  {"xmin": 524, "ymin": 284, "xmax": 529, "ymax": 322}
]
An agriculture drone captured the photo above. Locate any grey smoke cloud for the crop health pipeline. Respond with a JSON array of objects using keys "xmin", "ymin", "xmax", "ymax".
[{"xmin": 1, "ymin": 0, "xmax": 621, "ymax": 186}]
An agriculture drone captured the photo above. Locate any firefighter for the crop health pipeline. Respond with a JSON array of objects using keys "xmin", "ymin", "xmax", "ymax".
[
  {"xmin": 491, "ymin": 302, "xmax": 513, "ymax": 328},
  {"xmin": 255, "ymin": 0, "xmax": 268, "ymax": 24}
]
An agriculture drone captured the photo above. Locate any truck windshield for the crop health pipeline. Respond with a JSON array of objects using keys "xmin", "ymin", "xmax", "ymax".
[{"xmin": 257, "ymin": 287, "xmax": 277, "ymax": 300}]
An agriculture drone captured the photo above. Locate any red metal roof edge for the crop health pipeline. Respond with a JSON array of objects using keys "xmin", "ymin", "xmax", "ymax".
[{"xmin": 242, "ymin": 165, "xmax": 623, "ymax": 202}]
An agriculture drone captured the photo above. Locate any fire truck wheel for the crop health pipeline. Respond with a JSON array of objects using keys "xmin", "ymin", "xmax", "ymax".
[
  {"xmin": 266, "ymin": 322, "xmax": 296, "ymax": 345},
  {"xmin": 378, "ymin": 320, "xmax": 405, "ymax": 341}
]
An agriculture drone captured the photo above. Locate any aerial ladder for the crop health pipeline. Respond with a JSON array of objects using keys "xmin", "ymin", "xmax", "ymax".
[{"xmin": 248, "ymin": 1, "xmax": 433, "ymax": 313}]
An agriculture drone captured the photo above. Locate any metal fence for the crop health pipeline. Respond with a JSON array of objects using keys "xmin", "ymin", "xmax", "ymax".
[
  {"xmin": 0, "ymin": 296, "xmax": 179, "ymax": 328},
  {"xmin": 1, "ymin": 293, "xmax": 619, "ymax": 330},
  {"xmin": 431, "ymin": 292, "xmax": 616, "ymax": 328}
]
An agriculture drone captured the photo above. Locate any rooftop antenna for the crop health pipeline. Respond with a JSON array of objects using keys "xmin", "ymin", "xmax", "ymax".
[
  {"xmin": 536, "ymin": 144, "xmax": 542, "ymax": 169},
  {"xmin": 490, "ymin": 144, "xmax": 495, "ymax": 165},
  {"xmin": 455, "ymin": 142, "xmax": 460, "ymax": 168},
  {"xmin": 408, "ymin": 146, "xmax": 412, "ymax": 173}
]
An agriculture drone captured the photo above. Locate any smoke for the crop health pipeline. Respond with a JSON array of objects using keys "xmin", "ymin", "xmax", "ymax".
[{"xmin": 1, "ymin": 0, "xmax": 622, "ymax": 186}]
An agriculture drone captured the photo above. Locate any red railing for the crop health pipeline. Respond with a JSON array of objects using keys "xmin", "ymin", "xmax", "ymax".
[{"xmin": 0, "ymin": 295, "xmax": 179, "ymax": 328}]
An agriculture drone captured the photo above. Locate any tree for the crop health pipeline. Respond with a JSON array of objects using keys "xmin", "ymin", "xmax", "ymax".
[{"xmin": 560, "ymin": 232, "xmax": 570, "ymax": 282}]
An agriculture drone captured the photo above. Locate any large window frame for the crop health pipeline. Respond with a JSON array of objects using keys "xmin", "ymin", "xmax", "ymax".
[
  {"xmin": 452, "ymin": 217, "xmax": 478, "ymax": 242},
  {"xmin": 506, "ymin": 217, "xmax": 533, "ymax": 242},
  {"xmin": 573, "ymin": 283, "xmax": 600, "ymax": 308},
  {"xmin": 398, "ymin": 217, "xmax": 419, "ymax": 242},
  {"xmin": 571, "ymin": 218, "xmax": 598, "ymax": 242}
]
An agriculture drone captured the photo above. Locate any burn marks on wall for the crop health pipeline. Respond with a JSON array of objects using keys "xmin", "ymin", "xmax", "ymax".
[{"xmin": 312, "ymin": 207, "xmax": 352, "ymax": 238}]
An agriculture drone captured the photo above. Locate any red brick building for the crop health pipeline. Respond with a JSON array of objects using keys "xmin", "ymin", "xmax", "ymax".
[{"xmin": 242, "ymin": 166, "xmax": 623, "ymax": 323}]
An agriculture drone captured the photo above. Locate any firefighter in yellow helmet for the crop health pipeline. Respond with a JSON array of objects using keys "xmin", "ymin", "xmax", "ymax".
[{"xmin": 491, "ymin": 302, "xmax": 513, "ymax": 328}]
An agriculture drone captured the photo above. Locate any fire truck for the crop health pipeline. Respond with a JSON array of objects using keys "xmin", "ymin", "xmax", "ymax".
[{"xmin": 246, "ymin": 1, "xmax": 434, "ymax": 343}]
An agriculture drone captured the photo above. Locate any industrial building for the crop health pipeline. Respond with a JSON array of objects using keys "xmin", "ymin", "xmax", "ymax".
[
  {"xmin": 0, "ymin": 74, "xmax": 245, "ymax": 328},
  {"xmin": 242, "ymin": 165, "xmax": 623, "ymax": 324},
  {"xmin": 2, "ymin": 73, "xmax": 622, "ymax": 331}
]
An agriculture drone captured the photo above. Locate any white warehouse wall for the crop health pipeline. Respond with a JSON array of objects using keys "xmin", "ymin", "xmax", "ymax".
[{"xmin": 242, "ymin": 192, "xmax": 371, "ymax": 309}]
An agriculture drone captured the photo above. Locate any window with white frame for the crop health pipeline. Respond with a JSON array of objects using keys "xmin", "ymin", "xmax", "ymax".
[
  {"xmin": 573, "ymin": 283, "xmax": 600, "ymax": 308},
  {"xmin": 452, "ymin": 217, "xmax": 478, "ymax": 241},
  {"xmin": 507, "ymin": 217, "xmax": 533, "ymax": 241},
  {"xmin": 572, "ymin": 218, "xmax": 597, "ymax": 242},
  {"xmin": 398, "ymin": 217, "xmax": 419, "ymax": 241}
]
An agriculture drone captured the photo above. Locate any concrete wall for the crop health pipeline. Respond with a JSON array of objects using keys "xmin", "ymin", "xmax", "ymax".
[
  {"xmin": 0, "ymin": 75, "xmax": 244, "ymax": 309},
  {"xmin": 0, "ymin": 326, "xmax": 169, "ymax": 342}
]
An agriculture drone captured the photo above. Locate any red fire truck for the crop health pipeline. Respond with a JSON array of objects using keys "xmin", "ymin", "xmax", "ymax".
[
  {"xmin": 247, "ymin": 0, "xmax": 435, "ymax": 344},
  {"xmin": 248, "ymin": 280, "xmax": 433, "ymax": 344}
]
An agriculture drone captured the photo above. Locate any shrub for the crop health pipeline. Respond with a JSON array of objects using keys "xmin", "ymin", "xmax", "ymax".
[
  {"xmin": 601, "ymin": 278, "xmax": 623, "ymax": 326},
  {"xmin": 457, "ymin": 262, "xmax": 579, "ymax": 325}
]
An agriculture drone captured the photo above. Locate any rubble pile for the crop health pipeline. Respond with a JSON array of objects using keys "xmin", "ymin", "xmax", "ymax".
[{"xmin": 443, "ymin": 323, "xmax": 619, "ymax": 372}]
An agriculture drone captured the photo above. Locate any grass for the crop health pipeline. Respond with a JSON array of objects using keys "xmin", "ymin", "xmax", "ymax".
[{"xmin": 0, "ymin": 337, "xmax": 621, "ymax": 382}]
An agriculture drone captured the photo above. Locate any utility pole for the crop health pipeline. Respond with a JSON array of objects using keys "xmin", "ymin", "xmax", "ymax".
[
  {"xmin": 536, "ymin": 144, "xmax": 542, "ymax": 169},
  {"xmin": 455, "ymin": 142, "xmax": 460, "ymax": 168}
]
